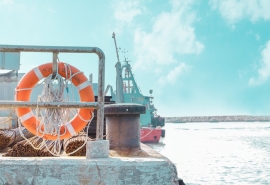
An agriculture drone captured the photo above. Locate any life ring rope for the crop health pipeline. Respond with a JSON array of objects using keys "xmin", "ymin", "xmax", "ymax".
[
  {"xmin": 17, "ymin": 111, "xmax": 94, "ymax": 156},
  {"xmin": 15, "ymin": 62, "xmax": 95, "ymax": 143},
  {"xmin": 17, "ymin": 103, "xmax": 91, "ymax": 138}
]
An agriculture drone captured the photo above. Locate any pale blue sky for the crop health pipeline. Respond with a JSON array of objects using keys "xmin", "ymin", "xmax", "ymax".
[{"xmin": 1, "ymin": 0, "xmax": 270, "ymax": 116}]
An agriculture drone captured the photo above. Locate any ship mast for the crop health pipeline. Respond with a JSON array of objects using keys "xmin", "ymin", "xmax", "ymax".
[
  {"xmin": 112, "ymin": 32, "xmax": 124, "ymax": 103},
  {"xmin": 112, "ymin": 32, "xmax": 120, "ymax": 63},
  {"xmin": 112, "ymin": 33, "xmax": 131, "ymax": 93}
]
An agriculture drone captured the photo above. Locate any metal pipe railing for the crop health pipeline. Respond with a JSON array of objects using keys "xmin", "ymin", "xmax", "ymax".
[
  {"xmin": 0, "ymin": 101, "xmax": 98, "ymax": 109},
  {"xmin": 0, "ymin": 45, "xmax": 105, "ymax": 140}
]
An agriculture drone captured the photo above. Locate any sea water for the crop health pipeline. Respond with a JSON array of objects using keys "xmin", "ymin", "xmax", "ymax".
[{"xmin": 146, "ymin": 122, "xmax": 270, "ymax": 185}]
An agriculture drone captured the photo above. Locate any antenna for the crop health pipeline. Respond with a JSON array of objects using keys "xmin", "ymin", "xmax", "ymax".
[{"xmin": 112, "ymin": 32, "xmax": 121, "ymax": 63}]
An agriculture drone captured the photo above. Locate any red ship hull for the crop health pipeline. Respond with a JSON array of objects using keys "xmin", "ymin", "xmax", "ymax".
[{"xmin": 140, "ymin": 127, "xmax": 162, "ymax": 143}]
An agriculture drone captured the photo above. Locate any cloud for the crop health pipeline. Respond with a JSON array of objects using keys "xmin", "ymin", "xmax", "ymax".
[
  {"xmin": 246, "ymin": 30, "xmax": 260, "ymax": 41},
  {"xmin": 249, "ymin": 40, "xmax": 270, "ymax": 85},
  {"xmin": 113, "ymin": 0, "xmax": 142, "ymax": 22},
  {"xmin": 255, "ymin": 34, "xmax": 260, "ymax": 41},
  {"xmin": 158, "ymin": 63, "xmax": 190, "ymax": 85},
  {"xmin": 0, "ymin": 0, "xmax": 13, "ymax": 5},
  {"xmin": 133, "ymin": 0, "xmax": 204, "ymax": 70},
  {"xmin": 112, "ymin": 0, "xmax": 144, "ymax": 35},
  {"xmin": 209, "ymin": 0, "xmax": 270, "ymax": 24}
]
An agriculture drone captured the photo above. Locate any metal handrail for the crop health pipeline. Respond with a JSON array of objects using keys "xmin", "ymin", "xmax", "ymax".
[
  {"xmin": 0, "ymin": 45, "xmax": 105, "ymax": 140},
  {"xmin": 0, "ymin": 101, "xmax": 99, "ymax": 109}
]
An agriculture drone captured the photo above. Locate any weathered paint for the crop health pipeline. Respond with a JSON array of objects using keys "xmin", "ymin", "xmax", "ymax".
[
  {"xmin": 52, "ymin": 52, "xmax": 58, "ymax": 79},
  {"xmin": 0, "ymin": 157, "xmax": 177, "ymax": 185},
  {"xmin": 0, "ymin": 144, "xmax": 179, "ymax": 185},
  {"xmin": 0, "ymin": 101, "xmax": 99, "ymax": 109},
  {"xmin": 105, "ymin": 103, "xmax": 146, "ymax": 150},
  {"xmin": 86, "ymin": 140, "xmax": 109, "ymax": 159}
]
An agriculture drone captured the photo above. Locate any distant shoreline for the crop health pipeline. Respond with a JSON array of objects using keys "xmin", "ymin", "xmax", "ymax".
[{"xmin": 165, "ymin": 115, "xmax": 270, "ymax": 123}]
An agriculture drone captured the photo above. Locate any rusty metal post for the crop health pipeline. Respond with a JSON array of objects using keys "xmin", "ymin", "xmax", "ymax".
[
  {"xmin": 89, "ymin": 73, "xmax": 93, "ymax": 86},
  {"xmin": 104, "ymin": 103, "xmax": 146, "ymax": 150},
  {"xmin": 97, "ymin": 51, "xmax": 105, "ymax": 140},
  {"xmin": 52, "ymin": 52, "xmax": 58, "ymax": 79}
]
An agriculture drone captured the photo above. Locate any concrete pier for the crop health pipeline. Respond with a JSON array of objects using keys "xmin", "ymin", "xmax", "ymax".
[
  {"xmin": 86, "ymin": 140, "xmax": 109, "ymax": 159},
  {"xmin": 0, "ymin": 144, "xmax": 179, "ymax": 185}
]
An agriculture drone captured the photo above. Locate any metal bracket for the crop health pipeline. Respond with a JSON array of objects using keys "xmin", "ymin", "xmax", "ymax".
[
  {"xmin": 52, "ymin": 52, "xmax": 58, "ymax": 79},
  {"xmin": 89, "ymin": 73, "xmax": 93, "ymax": 86}
]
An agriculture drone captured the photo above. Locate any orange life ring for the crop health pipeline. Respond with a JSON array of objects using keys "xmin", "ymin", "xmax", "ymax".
[{"xmin": 15, "ymin": 62, "xmax": 94, "ymax": 140}]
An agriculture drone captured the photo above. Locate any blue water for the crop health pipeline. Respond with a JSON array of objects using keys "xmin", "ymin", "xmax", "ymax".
[{"xmin": 146, "ymin": 122, "xmax": 270, "ymax": 185}]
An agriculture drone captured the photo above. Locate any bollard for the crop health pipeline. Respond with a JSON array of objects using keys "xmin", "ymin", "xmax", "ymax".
[{"xmin": 104, "ymin": 103, "xmax": 146, "ymax": 150}]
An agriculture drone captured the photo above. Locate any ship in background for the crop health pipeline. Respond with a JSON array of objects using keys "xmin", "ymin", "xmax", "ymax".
[
  {"xmin": 110, "ymin": 33, "xmax": 165, "ymax": 143},
  {"xmin": 0, "ymin": 35, "xmax": 165, "ymax": 143}
]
